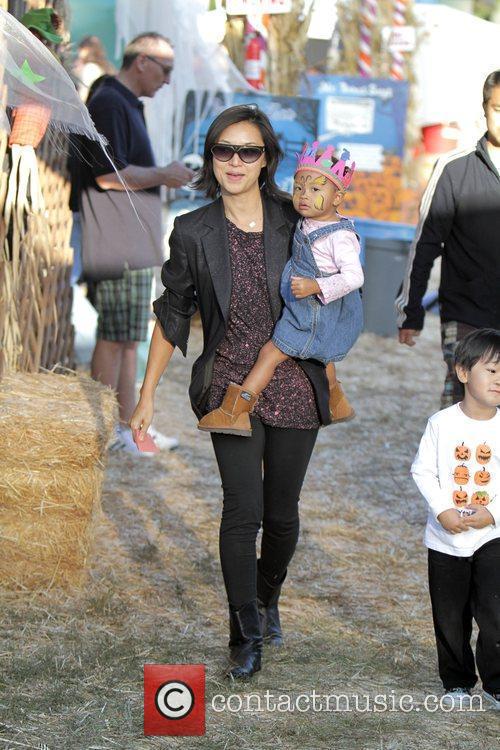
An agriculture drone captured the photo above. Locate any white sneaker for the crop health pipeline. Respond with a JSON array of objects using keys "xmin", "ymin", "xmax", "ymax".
[
  {"xmin": 483, "ymin": 690, "xmax": 500, "ymax": 710},
  {"xmin": 149, "ymin": 426, "xmax": 179, "ymax": 451},
  {"xmin": 109, "ymin": 425, "xmax": 156, "ymax": 457},
  {"xmin": 441, "ymin": 687, "xmax": 472, "ymax": 709}
]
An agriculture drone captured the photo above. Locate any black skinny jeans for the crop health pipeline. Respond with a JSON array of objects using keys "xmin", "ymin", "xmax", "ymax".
[
  {"xmin": 428, "ymin": 538, "xmax": 500, "ymax": 694},
  {"xmin": 211, "ymin": 416, "xmax": 318, "ymax": 609}
]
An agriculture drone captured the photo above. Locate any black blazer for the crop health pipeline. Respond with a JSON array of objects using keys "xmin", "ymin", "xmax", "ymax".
[{"xmin": 153, "ymin": 193, "xmax": 331, "ymax": 425}]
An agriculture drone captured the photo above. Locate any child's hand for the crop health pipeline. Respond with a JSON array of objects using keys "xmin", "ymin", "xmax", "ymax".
[
  {"xmin": 464, "ymin": 506, "xmax": 494, "ymax": 529},
  {"xmin": 437, "ymin": 509, "xmax": 471, "ymax": 534},
  {"xmin": 291, "ymin": 276, "xmax": 321, "ymax": 299}
]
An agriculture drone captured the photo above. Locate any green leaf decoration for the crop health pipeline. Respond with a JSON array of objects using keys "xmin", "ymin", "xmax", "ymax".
[{"xmin": 19, "ymin": 59, "xmax": 46, "ymax": 86}]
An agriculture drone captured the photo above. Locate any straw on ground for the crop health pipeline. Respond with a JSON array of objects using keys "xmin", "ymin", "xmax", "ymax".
[{"xmin": 1, "ymin": 316, "xmax": 499, "ymax": 750}]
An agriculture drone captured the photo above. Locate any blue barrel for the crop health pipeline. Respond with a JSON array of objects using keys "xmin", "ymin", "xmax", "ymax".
[{"xmin": 354, "ymin": 218, "xmax": 415, "ymax": 337}]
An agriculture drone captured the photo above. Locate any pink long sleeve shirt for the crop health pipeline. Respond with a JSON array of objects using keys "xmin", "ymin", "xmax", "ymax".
[{"xmin": 302, "ymin": 218, "xmax": 364, "ymax": 305}]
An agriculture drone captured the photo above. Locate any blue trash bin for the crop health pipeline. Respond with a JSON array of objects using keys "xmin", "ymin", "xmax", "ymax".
[{"xmin": 353, "ymin": 218, "xmax": 415, "ymax": 337}]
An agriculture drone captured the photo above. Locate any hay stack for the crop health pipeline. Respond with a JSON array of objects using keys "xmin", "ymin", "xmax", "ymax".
[{"xmin": 0, "ymin": 371, "xmax": 117, "ymax": 590}]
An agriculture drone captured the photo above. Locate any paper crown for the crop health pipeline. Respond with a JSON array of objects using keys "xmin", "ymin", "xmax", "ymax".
[{"xmin": 295, "ymin": 141, "xmax": 356, "ymax": 190}]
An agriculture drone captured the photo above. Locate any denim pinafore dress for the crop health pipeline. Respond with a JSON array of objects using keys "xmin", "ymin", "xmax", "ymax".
[{"xmin": 272, "ymin": 219, "xmax": 363, "ymax": 365}]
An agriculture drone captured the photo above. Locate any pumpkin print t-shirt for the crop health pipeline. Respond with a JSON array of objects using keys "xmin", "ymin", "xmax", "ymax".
[{"xmin": 411, "ymin": 404, "xmax": 500, "ymax": 555}]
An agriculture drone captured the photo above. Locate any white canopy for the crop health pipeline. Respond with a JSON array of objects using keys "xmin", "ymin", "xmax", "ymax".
[
  {"xmin": 114, "ymin": 1, "xmax": 499, "ymax": 158},
  {"xmin": 413, "ymin": 3, "xmax": 500, "ymax": 132},
  {"xmin": 115, "ymin": 0, "xmax": 249, "ymax": 166}
]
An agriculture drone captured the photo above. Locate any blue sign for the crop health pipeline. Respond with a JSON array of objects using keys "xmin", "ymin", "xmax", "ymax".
[
  {"xmin": 299, "ymin": 75, "xmax": 410, "ymax": 221},
  {"xmin": 179, "ymin": 90, "xmax": 319, "ymax": 198},
  {"xmin": 300, "ymin": 75, "xmax": 409, "ymax": 171}
]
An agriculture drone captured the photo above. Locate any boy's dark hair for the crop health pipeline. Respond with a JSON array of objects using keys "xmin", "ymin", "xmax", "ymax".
[
  {"xmin": 192, "ymin": 104, "xmax": 289, "ymax": 201},
  {"xmin": 454, "ymin": 328, "xmax": 500, "ymax": 370},
  {"xmin": 483, "ymin": 70, "xmax": 500, "ymax": 105}
]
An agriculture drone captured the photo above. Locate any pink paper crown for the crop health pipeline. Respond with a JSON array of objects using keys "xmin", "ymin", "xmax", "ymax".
[{"xmin": 295, "ymin": 141, "xmax": 356, "ymax": 190}]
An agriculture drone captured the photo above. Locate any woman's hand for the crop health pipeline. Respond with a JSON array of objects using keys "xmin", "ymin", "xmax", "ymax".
[
  {"xmin": 129, "ymin": 321, "xmax": 175, "ymax": 440},
  {"xmin": 291, "ymin": 276, "xmax": 321, "ymax": 299},
  {"xmin": 129, "ymin": 395, "xmax": 154, "ymax": 441}
]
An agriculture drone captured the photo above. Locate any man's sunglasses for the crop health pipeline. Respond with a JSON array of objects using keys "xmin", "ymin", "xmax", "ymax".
[
  {"xmin": 145, "ymin": 55, "xmax": 173, "ymax": 77},
  {"xmin": 211, "ymin": 144, "xmax": 265, "ymax": 164}
]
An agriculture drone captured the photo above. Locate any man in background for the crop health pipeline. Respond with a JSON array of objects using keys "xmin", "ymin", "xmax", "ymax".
[
  {"xmin": 79, "ymin": 32, "xmax": 194, "ymax": 453},
  {"xmin": 396, "ymin": 70, "xmax": 500, "ymax": 407}
]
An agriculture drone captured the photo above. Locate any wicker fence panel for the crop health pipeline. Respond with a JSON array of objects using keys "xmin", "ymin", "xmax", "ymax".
[{"xmin": 0, "ymin": 1, "xmax": 75, "ymax": 378}]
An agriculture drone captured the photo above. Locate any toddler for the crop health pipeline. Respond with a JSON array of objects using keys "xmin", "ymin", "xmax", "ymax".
[{"xmin": 199, "ymin": 142, "xmax": 364, "ymax": 436}]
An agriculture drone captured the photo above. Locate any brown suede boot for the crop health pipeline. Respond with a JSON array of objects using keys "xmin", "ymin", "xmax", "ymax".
[
  {"xmin": 329, "ymin": 380, "xmax": 355, "ymax": 423},
  {"xmin": 198, "ymin": 382, "xmax": 258, "ymax": 436}
]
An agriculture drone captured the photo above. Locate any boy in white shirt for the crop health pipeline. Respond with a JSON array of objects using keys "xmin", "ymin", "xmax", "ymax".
[{"xmin": 412, "ymin": 328, "xmax": 500, "ymax": 709}]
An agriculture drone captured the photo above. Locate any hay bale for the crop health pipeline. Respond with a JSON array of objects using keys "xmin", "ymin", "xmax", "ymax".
[
  {"xmin": 0, "ymin": 516, "xmax": 95, "ymax": 590},
  {"xmin": 0, "ymin": 371, "xmax": 117, "ymax": 590}
]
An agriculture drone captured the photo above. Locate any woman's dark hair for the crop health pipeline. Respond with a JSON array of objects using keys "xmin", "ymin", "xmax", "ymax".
[
  {"xmin": 192, "ymin": 104, "xmax": 289, "ymax": 200},
  {"xmin": 483, "ymin": 70, "xmax": 500, "ymax": 105},
  {"xmin": 454, "ymin": 328, "xmax": 500, "ymax": 370}
]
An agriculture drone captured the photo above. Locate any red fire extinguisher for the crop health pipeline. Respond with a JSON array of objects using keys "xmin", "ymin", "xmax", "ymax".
[{"xmin": 245, "ymin": 32, "xmax": 265, "ymax": 90}]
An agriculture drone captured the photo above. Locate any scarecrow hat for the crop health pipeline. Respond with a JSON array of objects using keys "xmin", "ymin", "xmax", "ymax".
[{"xmin": 21, "ymin": 8, "xmax": 63, "ymax": 44}]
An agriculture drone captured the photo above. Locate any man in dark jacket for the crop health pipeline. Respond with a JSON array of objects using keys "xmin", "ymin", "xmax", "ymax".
[{"xmin": 396, "ymin": 70, "xmax": 500, "ymax": 407}]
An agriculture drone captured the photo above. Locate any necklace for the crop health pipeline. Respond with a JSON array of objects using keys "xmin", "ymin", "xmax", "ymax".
[
  {"xmin": 225, "ymin": 208, "xmax": 261, "ymax": 230},
  {"xmin": 227, "ymin": 215, "xmax": 258, "ymax": 229}
]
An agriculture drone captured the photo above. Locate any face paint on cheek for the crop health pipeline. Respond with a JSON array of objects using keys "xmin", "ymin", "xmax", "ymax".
[{"xmin": 314, "ymin": 194, "xmax": 324, "ymax": 210}]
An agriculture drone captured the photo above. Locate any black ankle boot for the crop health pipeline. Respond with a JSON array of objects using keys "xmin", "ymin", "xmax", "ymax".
[
  {"xmin": 226, "ymin": 601, "xmax": 263, "ymax": 680},
  {"xmin": 257, "ymin": 561, "xmax": 286, "ymax": 646}
]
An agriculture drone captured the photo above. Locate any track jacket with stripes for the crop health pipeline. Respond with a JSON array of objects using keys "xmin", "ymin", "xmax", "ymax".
[{"xmin": 396, "ymin": 135, "xmax": 500, "ymax": 330}]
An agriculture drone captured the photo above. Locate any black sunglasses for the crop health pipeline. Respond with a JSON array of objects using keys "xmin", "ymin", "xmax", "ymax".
[
  {"xmin": 145, "ymin": 55, "xmax": 173, "ymax": 77},
  {"xmin": 211, "ymin": 143, "xmax": 265, "ymax": 164}
]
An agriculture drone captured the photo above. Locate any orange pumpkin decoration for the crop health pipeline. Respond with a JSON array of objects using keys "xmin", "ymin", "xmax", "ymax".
[
  {"xmin": 474, "ymin": 468, "xmax": 491, "ymax": 485},
  {"xmin": 471, "ymin": 491, "xmax": 490, "ymax": 506},
  {"xmin": 476, "ymin": 443, "xmax": 492, "ymax": 464},
  {"xmin": 454, "ymin": 442, "xmax": 471, "ymax": 461},
  {"xmin": 453, "ymin": 488, "xmax": 468, "ymax": 506},
  {"xmin": 453, "ymin": 465, "xmax": 470, "ymax": 484}
]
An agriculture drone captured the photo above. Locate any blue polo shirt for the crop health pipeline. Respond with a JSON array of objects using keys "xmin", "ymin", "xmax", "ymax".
[{"xmin": 82, "ymin": 76, "xmax": 158, "ymax": 185}]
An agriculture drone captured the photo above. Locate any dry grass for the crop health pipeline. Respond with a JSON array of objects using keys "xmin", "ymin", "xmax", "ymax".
[{"xmin": 1, "ymin": 317, "xmax": 499, "ymax": 749}]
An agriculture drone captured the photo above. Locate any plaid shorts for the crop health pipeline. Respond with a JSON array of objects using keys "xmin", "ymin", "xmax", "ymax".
[
  {"xmin": 94, "ymin": 267, "xmax": 154, "ymax": 342},
  {"xmin": 440, "ymin": 320, "xmax": 478, "ymax": 409}
]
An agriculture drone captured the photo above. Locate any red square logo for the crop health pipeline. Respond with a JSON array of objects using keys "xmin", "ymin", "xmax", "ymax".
[{"xmin": 144, "ymin": 664, "xmax": 205, "ymax": 736}]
